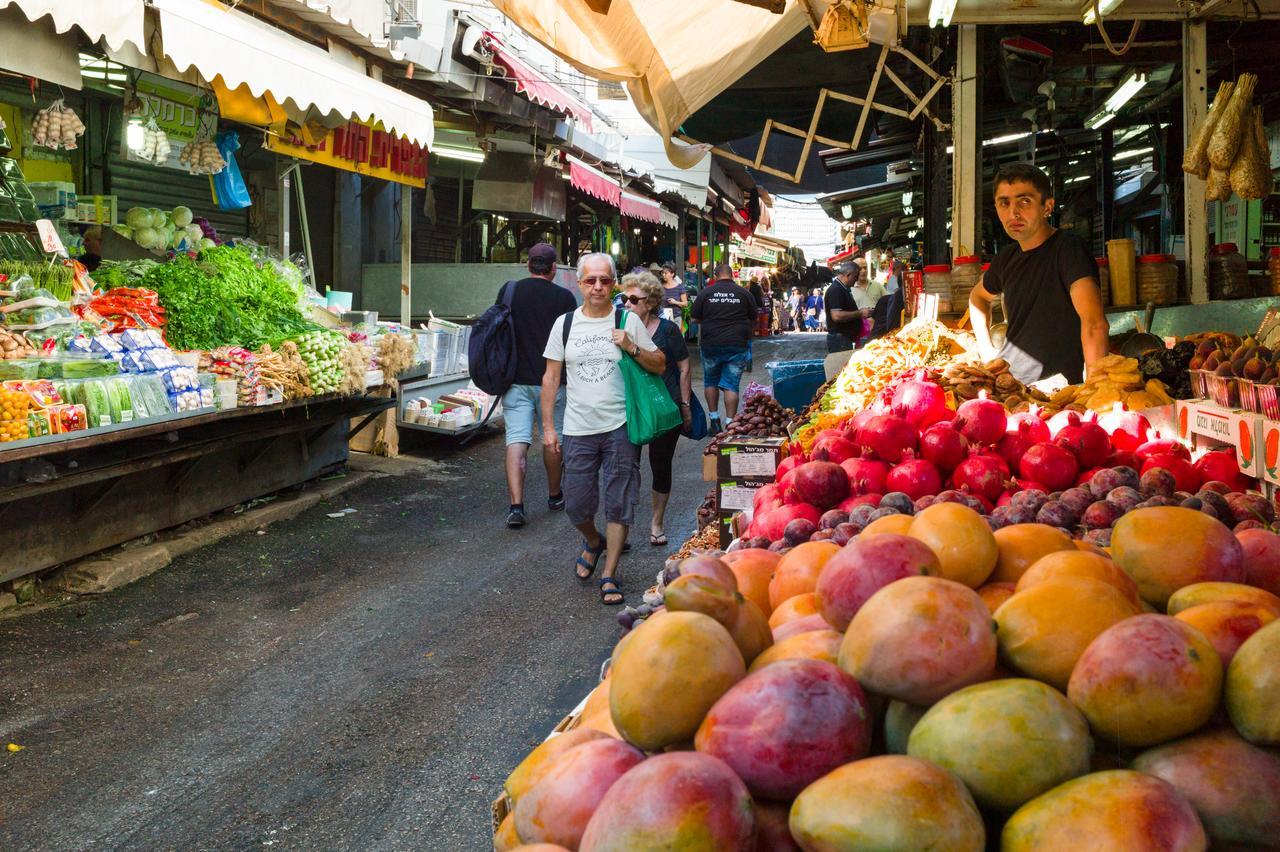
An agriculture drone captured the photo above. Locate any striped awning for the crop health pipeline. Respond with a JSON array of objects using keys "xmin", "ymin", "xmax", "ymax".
[
  {"xmin": 567, "ymin": 156, "xmax": 621, "ymax": 207},
  {"xmin": 486, "ymin": 32, "xmax": 593, "ymax": 131},
  {"xmin": 621, "ymin": 191, "xmax": 663, "ymax": 225}
]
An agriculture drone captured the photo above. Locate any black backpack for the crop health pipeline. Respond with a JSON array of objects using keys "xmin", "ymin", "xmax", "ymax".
[{"xmin": 467, "ymin": 281, "xmax": 518, "ymax": 395}]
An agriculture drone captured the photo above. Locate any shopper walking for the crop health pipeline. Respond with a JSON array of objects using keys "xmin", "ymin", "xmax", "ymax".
[
  {"xmin": 690, "ymin": 262, "xmax": 757, "ymax": 431},
  {"xmin": 493, "ymin": 243, "xmax": 578, "ymax": 528},
  {"xmin": 542, "ymin": 253, "xmax": 665, "ymax": 606},
  {"xmin": 805, "ymin": 288, "xmax": 824, "ymax": 331},
  {"xmin": 660, "ymin": 261, "xmax": 688, "ymax": 333},
  {"xmin": 620, "ymin": 270, "xmax": 691, "ymax": 547}
]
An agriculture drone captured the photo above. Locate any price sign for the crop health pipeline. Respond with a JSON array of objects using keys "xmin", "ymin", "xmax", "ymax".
[{"xmin": 35, "ymin": 219, "xmax": 65, "ymax": 256}]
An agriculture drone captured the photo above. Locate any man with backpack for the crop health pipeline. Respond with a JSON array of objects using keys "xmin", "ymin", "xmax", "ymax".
[{"xmin": 476, "ymin": 243, "xmax": 578, "ymax": 528}]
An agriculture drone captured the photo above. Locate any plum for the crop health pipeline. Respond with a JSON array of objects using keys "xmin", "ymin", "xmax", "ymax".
[
  {"xmin": 961, "ymin": 493, "xmax": 992, "ymax": 515},
  {"xmin": 1112, "ymin": 466, "xmax": 1140, "ymax": 490},
  {"xmin": 1088, "ymin": 468, "xmax": 1128, "ymax": 499},
  {"xmin": 914, "ymin": 494, "xmax": 938, "ymax": 512},
  {"xmin": 1105, "ymin": 486, "xmax": 1143, "ymax": 513},
  {"xmin": 1082, "ymin": 500, "xmax": 1120, "ymax": 530},
  {"xmin": 1083, "ymin": 528, "xmax": 1113, "ymax": 547},
  {"xmin": 934, "ymin": 489, "xmax": 968, "ymax": 504},
  {"xmin": 866, "ymin": 506, "xmax": 901, "ymax": 521},
  {"xmin": 820, "ymin": 509, "xmax": 850, "ymax": 530},
  {"xmin": 810, "ymin": 528, "xmax": 836, "ymax": 542},
  {"xmin": 987, "ymin": 506, "xmax": 1012, "ymax": 530},
  {"xmin": 880, "ymin": 492, "xmax": 916, "ymax": 515},
  {"xmin": 768, "ymin": 539, "xmax": 790, "ymax": 553},
  {"xmin": 1172, "ymin": 491, "xmax": 1193, "ymax": 502},
  {"xmin": 1139, "ymin": 467, "xmax": 1177, "ymax": 498},
  {"xmin": 1226, "ymin": 491, "xmax": 1276, "ymax": 526},
  {"xmin": 784, "ymin": 518, "xmax": 819, "ymax": 545},
  {"xmin": 1180, "ymin": 496, "xmax": 1203, "ymax": 510},
  {"xmin": 848, "ymin": 504, "xmax": 879, "ymax": 528},
  {"xmin": 1234, "ymin": 519, "xmax": 1267, "ymax": 533},
  {"xmin": 1037, "ymin": 501, "xmax": 1078, "ymax": 528},
  {"xmin": 1010, "ymin": 489, "xmax": 1050, "ymax": 515},
  {"xmin": 1005, "ymin": 506, "xmax": 1039, "ymax": 525},
  {"xmin": 1060, "ymin": 487, "xmax": 1095, "ymax": 516},
  {"xmin": 1201, "ymin": 480, "xmax": 1232, "ymax": 495},
  {"xmin": 832, "ymin": 522, "xmax": 859, "ymax": 546}
]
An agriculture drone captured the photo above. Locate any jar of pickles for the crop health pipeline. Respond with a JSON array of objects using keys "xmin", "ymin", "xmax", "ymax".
[
  {"xmin": 1209, "ymin": 242, "xmax": 1250, "ymax": 300},
  {"xmin": 1269, "ymin": 247, "xmax": 1280, "ymax": 296},
  {"xmin": 1137, "ymin": 254, "xmax": 1178, "ymax": 305}
]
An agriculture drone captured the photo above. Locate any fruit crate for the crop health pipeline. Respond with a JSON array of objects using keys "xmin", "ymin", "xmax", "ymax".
[
  {"xmin": 1204, "ymin": 373, "xmax": 1239, "ymax": 409},
  {"xmin": 1254, "ymin": 383, "xmax": 1280, "ymax": 420},
  {"xmin": 1238, "ymin": 379, "xmax": 1259, "ymax": 414},
  {"xmin": 1188, "ymin": 369, "xmax": 1209, "ymax": 399}
]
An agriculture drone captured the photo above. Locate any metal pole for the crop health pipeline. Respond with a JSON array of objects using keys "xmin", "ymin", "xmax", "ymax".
[
  {"xmin": 1101, "ymin": 129, "xmax": 1115, "ymax": 245},
  {"xmin": 279, "ymin": 165, "xmax": 291, "ymax": 258},
  {"xmin": 401, "ymin": 184, "xmax": 412, "ymax": 326},
  {"xmin": 1182, "ymin": 20, "xmax": 1209, "ymax": 304}
]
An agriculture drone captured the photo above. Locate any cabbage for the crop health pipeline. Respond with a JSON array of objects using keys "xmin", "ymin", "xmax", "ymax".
[
  {"xmin": 185, "ymin": 224, "xmax": 203, "ymax": 245},
  {"xmin": 169, "ymin": 230, "xmax": 185, "ymax": 249},
  {"xmin": 198, "ymin": 237, "xmax": 216, "ymax": 250},
  {"xmin": 125, "ymin": 207, "xmax": 152, "ymax": 230},
  {"xmin": 171, "ymin": 206, "xmax": 193, "ymax": 228},
  {"xmin": 113, "ymin": 225, "xmax": 133, "ymax": 240},
  {"xmin": 134, "ymin": 227, "xmax": 160, "ymax": 249}
]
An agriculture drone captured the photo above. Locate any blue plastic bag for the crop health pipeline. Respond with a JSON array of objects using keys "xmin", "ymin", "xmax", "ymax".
[{"xmin": 212, "ymin": 131, "xmax": 252, "ymax": 210}]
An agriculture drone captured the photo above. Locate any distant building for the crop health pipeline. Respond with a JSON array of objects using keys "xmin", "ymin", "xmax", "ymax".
[{"xmin": 771, "ymin": 196, "xmax": 841, "ymax": 263}]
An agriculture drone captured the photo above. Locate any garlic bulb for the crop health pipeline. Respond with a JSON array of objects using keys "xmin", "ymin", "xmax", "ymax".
[{"xmin": 31, "ymin": 99, "xmax": 85, "ymax": 150}]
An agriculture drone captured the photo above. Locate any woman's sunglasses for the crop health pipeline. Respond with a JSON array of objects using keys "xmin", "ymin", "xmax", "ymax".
[{"xmin": 622, "ymin": 294, "xmax": 650, "ymax": 305}]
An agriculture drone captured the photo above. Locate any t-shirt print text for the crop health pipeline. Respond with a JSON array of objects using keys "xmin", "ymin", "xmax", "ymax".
[{"xmin": 571, "ymin": 332, "xmax": 616, "ymax": 383}]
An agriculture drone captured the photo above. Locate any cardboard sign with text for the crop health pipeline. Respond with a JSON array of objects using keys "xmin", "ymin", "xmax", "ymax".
[{"xmin": 1176, "ymin": 400, "xmax": 1262, "ymax": 477}]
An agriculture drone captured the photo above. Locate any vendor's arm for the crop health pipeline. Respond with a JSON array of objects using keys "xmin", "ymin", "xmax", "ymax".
[
  {"xmin": 1070, "ymin": 277, "xmax": 1111, "ymax": 376},
  {"xmin": 969, "ymin": 277, "xmax": 997, "ymax": 359}
]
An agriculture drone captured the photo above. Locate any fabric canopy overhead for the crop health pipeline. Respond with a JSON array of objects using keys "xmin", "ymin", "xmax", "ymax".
[
  {"xmin": 0, "ymin": 0, "xmax": 145, "ymax": 53},
  {"xmin": 488, "ymin": 0, "xmax": 807, "ymax": 168},
  {"xmin": 568, "ymin": 156, "xmax": 621, "ymax": 207},
  {"xmin": 486, "ymin": 33, "xmax": 593, "ymax": 131},
  {"xmin": 620, "ymin": 191, "xmax": 662, "ymax": 225},
  {"xmin": 152, "ymin": 0, "xmax": 434, "ymax": 148}
]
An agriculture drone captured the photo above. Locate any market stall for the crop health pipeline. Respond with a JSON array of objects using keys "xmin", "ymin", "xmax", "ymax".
[{"xmin": 491, "ymin": 310, "xmax": 1280, "ymax": 850}]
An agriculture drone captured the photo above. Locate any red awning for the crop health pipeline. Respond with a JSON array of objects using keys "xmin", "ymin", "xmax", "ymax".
[
  {"xmin": 486, "ymin": 33, "xmax": 594, "ymax": 131},
  {"xmin": 568, "ymin": 156, "xmax": 621, "ymax": 207},
  {"xmin": 621, "ymin": 191, "xmax": 663, "ymax": 225},
  {"xmin": 827, "ymin": 247, "xmax": 856, "ymax": 266}
]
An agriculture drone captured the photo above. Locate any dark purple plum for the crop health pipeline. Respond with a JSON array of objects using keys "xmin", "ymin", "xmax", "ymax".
[
  {"xmin": 832, "ymin": 523, "xmax": 859, "ymax": 546},
  {"xmin": 914, "ymin": 494, "xmax": 938, "ymax": 512},
  {"xmin": 1201, "ymin": 480, "xmax": 1232, "ymax": 495},
  {"xmin": 1112, "ymin": 466, "xmax": 1140, "ymax": 490},
  {"xmin": 848, "ymin": 504, "xmax": 879, "ymax": 527},
  {"xmin": 1173, "ymin": 491, "xmax": 1193, "ymax": 503},
  {"xmin": 880, "ymin": 492, "xmax": 917, "ymax": 515},
  {"xmin": 1060, "ymin": 487, "xmax": 1095, "ymax": 516},
  {"xmin": 1105, "ymin": 486, "xmax": 1143, "ymax": 513},
  {"xmin": 1083, "ymin": 528, "xmax": 1113, "ymax": 547},
  {"xmin": 1195, "ymin": 489, "xmax": 1230, "ymax": 518},
  {"xmin": 1137, "ymin": 496, "xmax": 1178, "ymax": 509},
  {"xmin": 1010, "ymin": 489, "xmax": 1050, "ymax": 514},
  {"xmin": 934, "ymin": 489, "xmax": 968, "ymax": 504},
  {"xmin": 1139, "ymin": 467, "xmax": 1177, "ymax": 498},
  {"xmin": 767, "ymin": 539, "xmax": 791, "ymax": 553},
  {"xmin": 784, "ymin": 518, "xmax": 819, "ymax": 545},
  {"xmin": 1180, "ymin": 496, "xmax": 1204, "ymax": 510},
  {"xmin": 1234, "ymin": 519, "xmax": 1266, "ymax": 533},
  {"xmin": 820, "ymin": 509, "xmax": 849, "ymax": 530},
  {"xmin": 1005, "ymin": 506, "xmax": 1040, "ymax": 525},
  {"xmin": 809, "ymin": 528, "xmax": 835, "ymax": 542},
  {"xmin": 661, "ymin": 561, "xmax": 682, "ymax": 585},
  {"xmin": 1082, "ymin": 500, "xmax": 1120, "ymax": 530},
  {"xmin": 1037, "ymin": 501, "xmax": 1078, "ymax": 528},
  {"xmin": 1226, "ymin": 491, "xmax": 1276, "ymax": 526},
  {"xmin": 1088, "ymin": 468, "xmax": 1127, "ymax": 499},
  {"xmin": 866, "ymin": 506, "xmax": 901, "ymax": 521}
]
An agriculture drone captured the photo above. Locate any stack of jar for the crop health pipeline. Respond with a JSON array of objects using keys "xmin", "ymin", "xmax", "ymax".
[
  {"xmin": 950, "ymin": 256, "xmax": 981, "ymax": 314},
  {"xmin": 923, "ymin": 264, "xmax": 953, "ymax": 313},
  {"xmin": 1136, "ymin": 254, "xmax": 1178, "ymax": 305},
  {"xmin": 1095, "ymin": 258, "xmax": 1110, "ymax": 305},
  {"xmin": 1209, "ymin": 243, "xmax": 1251, "ymax": 300},
  {"xmin": 1268, "ymin": 247, "xmax": 1280, "ymax": 296}
]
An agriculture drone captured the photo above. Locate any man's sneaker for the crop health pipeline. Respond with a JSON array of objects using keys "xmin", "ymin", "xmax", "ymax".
[
  {"xmin": 548, "ymin": 493, "xmax": 566, "ymax": 511},
  {"xmin": 506, "ymin": 507, "xmax": 526, "ymax": 528},
  {"xmin": 709, "ymin": 413, "xmax": 722, "ymax": 434}
]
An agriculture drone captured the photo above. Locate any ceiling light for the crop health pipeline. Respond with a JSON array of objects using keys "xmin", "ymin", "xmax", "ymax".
[
  {"xmin": 1066, "ymin": 175, "xmax": 1090, "ymax": 184},
  {"xmin": 928, "ymin": 0, "xmax": 959, "ymax": 28},
  {"xmin": 1115, "ymin": 146, "xmax": 1154, "ymax": 161},
  {"xmin": 1082, "ymin": 0, "xmax": 1125, "ymax": 25},
  {"xmin": 610, "ymin": 241, "xmax": 620, "ymax": 255},
  {"xmin": 1105, "ymin": 71, "xmax": 1149, "ymax": 115},
  {"xmin": 901, "ymin": 191, "xmax": 914, "ymax": 207},
  {"xmin": 433, "ymin": 145, "xmax": 486, "ymax": 163},
  {"xmin": 841, "ymin": 203, "xmax": 853, "ymax": 219}
]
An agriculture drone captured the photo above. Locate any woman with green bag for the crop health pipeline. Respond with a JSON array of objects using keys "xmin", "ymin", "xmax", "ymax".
[{"xmin": 541, "ymin": 254, "xmax": 666, "ymax": 606}]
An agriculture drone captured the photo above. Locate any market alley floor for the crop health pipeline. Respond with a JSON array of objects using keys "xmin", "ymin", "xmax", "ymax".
[{"xmin": 0, "ymin": 334, "xmax": 830, "ymax": 851}]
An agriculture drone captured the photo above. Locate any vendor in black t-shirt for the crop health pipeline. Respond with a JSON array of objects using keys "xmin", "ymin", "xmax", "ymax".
[
  {"xmin": 823, "ymin": 260, "xmax": 869, "ymax": 353},
  {"xmin": 968, "ymin": 163, "xmax": 1109, "ymax": 385}
]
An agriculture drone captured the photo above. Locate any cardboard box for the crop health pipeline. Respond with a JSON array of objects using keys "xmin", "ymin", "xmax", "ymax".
[
  {"xmin": 703, "ymin": 453, "xmax": 717, "ymax": 481},
  {"xmin": 716, "ymin": 477, "xmax": 772, "ymax": 513},
  {"xmin": 715, "ymin": 436, "xmax": 786, "ymax": 479},
  {"xmin": 718, "ymin": 510, "xmax": 748, "ymax": 549},
  {"xmin": 1175, "ymin": 399, "xmax": 1262, "ymax": 478},
  {"xmin": 1260, "ymin": 419, "xmax": 1280, "ymax": 486}
]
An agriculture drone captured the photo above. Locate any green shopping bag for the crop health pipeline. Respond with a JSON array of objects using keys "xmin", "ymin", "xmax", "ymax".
[{"xmin": 616, "ymin": 310, "xmax": 681, "ymax": 445}]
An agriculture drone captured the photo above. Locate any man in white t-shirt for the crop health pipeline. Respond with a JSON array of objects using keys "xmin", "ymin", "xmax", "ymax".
[{"xmin": 542, "ymin": 253, "xmax": 665, "ymax": 606}]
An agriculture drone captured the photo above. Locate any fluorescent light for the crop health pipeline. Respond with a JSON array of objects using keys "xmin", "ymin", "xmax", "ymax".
[
  {"xmin": 928, "ymin": 0, "xmax": 959, "ymax": 28},
  {"xmin": 841, "ymin": 203, "xmax": 853, "ymax": 219},
  {"xmin": 1082, "ymin": 0, "xmax": 1125, "ymax": 25},
  {"xmin": 901, "ymin": 191, "xmax": 914, "ymax": 206},
  {"xmin": 986, "ymin": 132, "xmax": 1032, "ymax": 147},
  {"xmin": 1115, "ymin": 146, "xmax": 1154, "ymax": 161},
  {"xmin": 433, "ymin": 145, "xmax": 485, "ymax": 163},
  {"xmin": 1105, "ymin": 71, "xmax": 1149, "ymax": 114},
  {"xmin": 1085, "ymin": 107, "xmax": 1116, "ymax": 130},
  {"xmin": 1066, "ymin": 175, "xmax": 1090, "ymax": 184}
]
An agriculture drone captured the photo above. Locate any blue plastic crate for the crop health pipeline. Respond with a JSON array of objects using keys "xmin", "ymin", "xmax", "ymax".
[{"xmin": 767, "ymin": 359, "xmax": 826, "ymax": 412}]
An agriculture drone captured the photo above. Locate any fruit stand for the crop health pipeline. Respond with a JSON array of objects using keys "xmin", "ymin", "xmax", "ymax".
[{"xmin": 493, "ymin": 315, "xmax": 1280, "ymax": 851}]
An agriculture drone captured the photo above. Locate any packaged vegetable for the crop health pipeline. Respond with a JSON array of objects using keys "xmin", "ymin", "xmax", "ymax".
[
  {"xmin": 80, "ymin": 379, "xmax": 113, "ymax": 428},
  {"xmin": 128, "ymin": 374, "xmax": 173, "ymax": 419},
  {"xmin": 3, "ymin": 305, "xmax": 72, "ymax": 328},
  {"xmin": 107, "ymin": 377, "xmax": 134, "ymax": 423},
  {"xmin": 47, "ymin": 402, "xmax": 85, "ymax": 433},
  {"xmin": 0, "ymin": 418, "xmax": 29, "ymax": 442},
  {"xmin": 4, "ymin": 380, "xmax": 60, "ymax": 407},
  {"xmin": 0, "ymin": 387, "xmax": 31, "ymax": 419},
  {"xmin": 26, "ymin": 409, "xmax": 50, "ymax": 437},
  {"xmin": 0, "ymin": 359, "xmax": 40, "ymax": 380}
]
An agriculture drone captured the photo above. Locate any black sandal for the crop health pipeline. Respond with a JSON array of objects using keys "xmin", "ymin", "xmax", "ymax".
[
  {"xmin": 649, "ymin": 531, "xmax": 667, "ymax": 546},
  {"xmin": 599, "ymin": 576, "xmax": 624, "ymax": 606},
  {"xmin": 575, "ymin": 538, "xmax": 605, "ymax": 581}
]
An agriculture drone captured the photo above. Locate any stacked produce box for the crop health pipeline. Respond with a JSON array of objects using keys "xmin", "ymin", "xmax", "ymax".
[{"xmin": 494, "ymin": 316, "xmax": 1280, "ymax": 851}]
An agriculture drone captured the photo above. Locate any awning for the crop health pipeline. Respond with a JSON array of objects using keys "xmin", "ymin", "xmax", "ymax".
[
  {"xmin": 658, "ymin": 209, "xmax": 680, "ymax": 230},
  {"xmin": 0, "ymin": 0, "xmax": 145, "ymax": 53},
  {"xmin": 267, "ymin": 0, "xmax": 404, "ymax": 63},
  {"xmin": 567, "ymin": 156, "xmax": 621, "ymax": 207},
  {"xmin": 621, "ymin": 191, "xmax": 663, "ymax": 225},
  {"xmin": 485, "ymin": 32, "xmax": 593, "ymax": 131},
  {"xmin": 0, "ymin": 5, "xmax": 81, "ymax": 88},
  {"xmin": 151, "ymin": 0, "xmax": 434, "ymax": 148},
  {"xmin": 488, "ymin": 0, "xmax": 805, "ymax": 169}
]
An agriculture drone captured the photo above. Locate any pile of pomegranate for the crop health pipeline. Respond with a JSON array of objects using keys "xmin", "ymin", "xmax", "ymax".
[{"xmin": 742, "ymin": 372, "xmax": 1269, "ymax": 553}]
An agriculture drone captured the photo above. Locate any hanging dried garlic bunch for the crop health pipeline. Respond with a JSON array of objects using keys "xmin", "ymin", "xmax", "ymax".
[
  {"xmin": 178, "ymin": 137, "xmax": 226, "ymax": 175},
  {"xmin": 136, "ymin": 118, "xmax": 172, "ymax": 164},
  {"xmin": 31, "ymin": 99, "xmax": 86, "ymax": 150}
]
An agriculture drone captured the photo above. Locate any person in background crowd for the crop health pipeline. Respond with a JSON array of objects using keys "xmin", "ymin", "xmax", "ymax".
[
  {"xmin": 785, "ymin": 287, "xmax": 801, "ymax": 332},
  {"xmin": 79, "ymin": 225, "xmax": 103, "ymax": 271},
  {"xmin": 805, "ymin": 287, "xmax": 824, "ymax": 331},
  {"xmin": 620, "ymin": 271, "xmax": 691, "ymax": 547},
  {"xmin": 495, "ymin": 243, "xmax": 578, "ymax": 528},
  {"xmin": 690, "ymin": 262, "xmax": 757, "ymax": 431},
  {"xmin": 883, "ymin": 258, "xmax": 901, "ymax": 294},
  {"xmin": 823, "ymin": 261, "xmax": 868, "ymax": 353},
  {"xmin": 542, "ymin": 253, "xmax": 665, "ymax": 606},
  {"xmin": 660, "ymin": 261, "xmax": 688, "ymax": 332}
]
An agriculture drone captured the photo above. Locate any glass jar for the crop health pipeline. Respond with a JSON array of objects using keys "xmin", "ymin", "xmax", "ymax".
[
  {"xmin": 1096, "ymin": 257, "xmax": 1110, "ymax": 305},
  {"xmin": 1209, "ymin": 243, "xmax": 1250, "ymax": 300},
  {"xmin": 950, "ymin": 256, "xmax": 981, "ymax": 312},
  {"xmin": 923, "ymin": 264, "xmax": 953, "ymax": 313},
  {"xmin": 1269, "ymin": 247, "xmax": 1280, "ymax": 297},
  {"xmin": 1136, "ymin": 254, "xmax": 1178, "ymax": 305}
]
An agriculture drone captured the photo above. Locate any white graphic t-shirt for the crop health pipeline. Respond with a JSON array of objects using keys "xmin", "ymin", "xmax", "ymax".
[{"xmin": 544, "ymin": 309, "xmax": 657, "ymax": 436}]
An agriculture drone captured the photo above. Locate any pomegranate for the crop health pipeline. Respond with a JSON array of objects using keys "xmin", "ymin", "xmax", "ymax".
[
  {"xmin": 1140, "ymin": 454, "xmax": 1200, "ymax": 494},
  {"xmin": 1135, "ymin": 437, "xmax": 1191, "ymax": 463},
  {"xmin": 1076, "ymin": 467, "xmax": 1104, "ymax": 487},
  {"xmin": 1097, "ymin": 404, "xmax": 1151, "ymax": 452},
  {"xmin": 1047, "ymin": 408, "xmax": 1096, "ymax": 438},
  {"xmin": 1193, "ymin": 450, "xmax": 1252, "ymax": 493},
  {"xmin": 996, "ymin": 423, "xmax": 1043, "ymax": 473},
  {"xmin": 920, "ymin": 421, "xmax": 969, "ymax": 475},
  {"xmin": 1108, "ymin": 450, "xmax": 1141, "ymax": 471},
  {"xmin": 789, "ymin": 461, "xmax": 851, "ymax": 510},
  {"xmin": 841, "ymin": 456, "xmax": 890, "ymax": 496},
  {"xmin": 890, "ymin": 372, "xmax": 950, "ymax": 428},
  {"xmin": 753, "ymin": 483, "xmax": 785, "ymax": 515},
  {"xmin": 812, "ymin": 435, "xmax": 860, "ymax": 465},
  {"xmin": 845, "ymin": 409, "xmax": 877, "ymax": 445},
  {"xmin": 953, "ymin": 394, "xmax": 1006, "ymax": 447},
  {"xmin": 1055, "ymin": 421, "xmax": 1112, "ymax": 468},
  {"xmin": 860, "ymin": 414, "xmax": 918, "ymax": 463},
  {"xmin": 839, "ymin": 493, "xmax": 883, "ymax": 512},
  {"xmin": 885, "ymin": 454, "xmax": 943, "ymax": 502},
  {"xmin": 751, "ymin": 503, "xmax": 822, "ymax": 541},
  {"xmin": 776, "ymin": 455, "xmax": 804, "ymax": 482},
  {"xmin": 1020, "ymin": 443, "xmax": 1080, "ymax": 492},
  {"xmin": 951, "ymin": 451, "xmax": 1011, "ymax": 503}
]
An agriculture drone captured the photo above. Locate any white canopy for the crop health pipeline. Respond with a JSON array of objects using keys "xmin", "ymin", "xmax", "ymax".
[
  {"xmin": 0, "ymin": 0, "xmax": 145, "ymax": 52},
  {"xmin": 152, "ymin": 0, "xmax": 434, "ymax": 148}
]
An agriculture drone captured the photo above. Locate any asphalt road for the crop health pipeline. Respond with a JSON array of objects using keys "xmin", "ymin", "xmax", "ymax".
[{"xmin": 0, "ymin": 333, "xmax": 828, "ymax": 851}]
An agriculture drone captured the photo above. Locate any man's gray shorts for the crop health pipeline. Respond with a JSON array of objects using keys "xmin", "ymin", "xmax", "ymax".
[{"xmin": 562, "ymin": 425, "xmax": 640, "ymax": 527}]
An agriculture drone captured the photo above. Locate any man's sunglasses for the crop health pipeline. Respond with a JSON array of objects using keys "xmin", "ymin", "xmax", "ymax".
[{"xmin": 582, "ymin": 276, "xmax": 614, "ymax": 287}]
